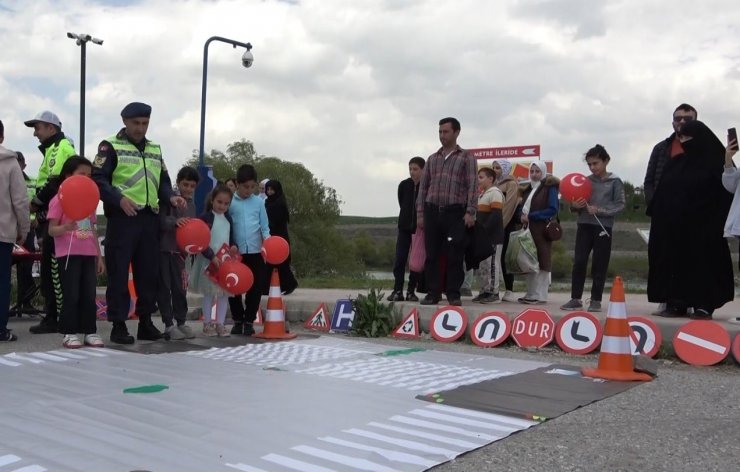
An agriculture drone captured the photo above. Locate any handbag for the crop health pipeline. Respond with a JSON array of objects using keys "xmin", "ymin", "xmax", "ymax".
[{"xmin": 545, "ymin": 218, "xmax": 562, "ymax": 241}]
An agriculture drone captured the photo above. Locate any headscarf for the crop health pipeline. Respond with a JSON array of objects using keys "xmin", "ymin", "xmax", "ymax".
[
  {"xmin": 259, "ymin": 178, "xmax": 270, "ymax": 200},
  {"xmin": 494, "ymin": 159, "xmax": 512, "ymax": 183},
  {"xmin": 678, "ymin": 120, "xmax": 726, "ymax": 170},
  {"xmin": 264, "ymin": 179, "xmax": 288, "ymax": 223},
  {"xmin": 522, "ymin": 161, "xmax": 549, "ymax": 215}
]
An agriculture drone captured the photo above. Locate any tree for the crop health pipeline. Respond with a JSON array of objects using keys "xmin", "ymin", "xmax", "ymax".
[{"xmin": 186, "ymin": 140, "xmax": 362, "ymax": 277}]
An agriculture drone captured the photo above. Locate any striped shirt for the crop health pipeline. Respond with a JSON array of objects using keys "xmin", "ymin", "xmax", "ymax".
[{"xmin": 416, "ymin": 145, "xmax": 478, "ymax": 215}]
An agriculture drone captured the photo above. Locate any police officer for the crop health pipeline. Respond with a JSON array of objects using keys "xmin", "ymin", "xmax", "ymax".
[
  {"xmin": 24, "ymin": 111, "xmax": 76, "ymax": 334},
  {"xmin": 92, "ymin": 102, "xmax": 185, "ymax": 344}
]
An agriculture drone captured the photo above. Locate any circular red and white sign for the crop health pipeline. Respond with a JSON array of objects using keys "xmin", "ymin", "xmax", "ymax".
[
  {"xmin": 673, "ymin": 321, "xmax": 730, "ymax": 366},
  {"xmin": 555, "ymin": 311, "xmax": 603, "ymax": 355},
  {"xmin": 511, "ymin": 309, "xmax": 555, "ymax": 348},
  {"xmin": 627, "ymin": 316, "xmax": 663, "ymax": 358},
  {"xmin": 470, "ymin": 312, "xmax": 511, "ymax": 348},
  {"xmin": 430, "ymin": 306, "xmax": 468, "ymax": 343},
  {"xmin": 731, "ymin": 332, "xmax": 740, "ymax": 365}
]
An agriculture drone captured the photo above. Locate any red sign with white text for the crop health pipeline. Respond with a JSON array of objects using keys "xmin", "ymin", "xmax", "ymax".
[{"xmin": 469, "ymin": 145, "xmax": 541, "ymax": 159}]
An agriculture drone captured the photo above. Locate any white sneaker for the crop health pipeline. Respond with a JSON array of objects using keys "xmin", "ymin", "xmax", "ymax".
[
  {"xmin": 177, "ymin": 324, "xmax": 195, "ymax": 339},
  {"xmin": 502, "ymin": 291, "xmax": 517, "ymax": 302},
  {"xmin": 202, "ymin": 322, "xmax": 217, "ymax": 337},
  {"xmin": 165, "ymin": 325, "xmax": 186, "ymax": 340},
  {"xmin": 63, "ymin": 334, "xmax": 82, "ymax": 349},
  {"xmin": 728, "ymin": 317, "xmax": 740, "ymax": 324},
  {"xmin": 84, "ymin": 333, "xmax": 104, "ymax": 347}
]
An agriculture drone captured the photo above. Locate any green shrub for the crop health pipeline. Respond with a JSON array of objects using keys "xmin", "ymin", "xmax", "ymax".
[{"xmin": 350, "ymin": 288, "xmax": 399, "ymax": 337}]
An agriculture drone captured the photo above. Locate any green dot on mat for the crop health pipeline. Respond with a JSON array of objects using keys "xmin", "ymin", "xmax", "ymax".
[
  {"xmin": 123, "ymin": 384, "xmax": 169, "ymax": 394},
  {"xmin": 436, "ymin": 399, "xmax": 444, "ymax": 403}
]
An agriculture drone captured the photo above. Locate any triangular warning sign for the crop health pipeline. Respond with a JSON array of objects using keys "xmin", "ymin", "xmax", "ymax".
[
  {"xmin": 392, "ymin": 308, "xmax": 420, "ymax": 339},
  {"xmin": 254, "ymin": 307, "xmax": 264, "ymax": 325},
  {"xmin": 304, "ymin": 303, "xmax": 330, "ymax": 332}
]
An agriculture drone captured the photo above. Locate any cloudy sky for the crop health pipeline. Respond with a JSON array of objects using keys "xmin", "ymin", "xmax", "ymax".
[{"xmin": 1, "ymin": 0, "xmax": 739, "ymax": 216}]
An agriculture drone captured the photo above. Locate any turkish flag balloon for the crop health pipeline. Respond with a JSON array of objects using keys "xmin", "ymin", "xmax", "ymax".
[
  {"xmin": 59, "ymin": 175, "xmax": 100, "ymax": 220},
  {"xmin": 560, "ymin": 173, "xmax": 593, "ymax": 202},
  {"xmin": 218, "ymin": 260, "xmax": 254, "ymax": 295},
  {"xmin": 261, "ymin": 236, "xmax": 290, "ymax": 265},
  {"xmin": 176, "ymin": 219, "xmax": 211, "ymax": 254}
]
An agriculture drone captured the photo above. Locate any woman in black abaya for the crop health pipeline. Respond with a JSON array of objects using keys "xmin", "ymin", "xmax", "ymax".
[
  {"xmin": 263, "ymin": 180, "xmax": 299, "ymax": 295},
  {"xmin": 647, "ymin": 120, "xmax": 734, "ymax": 318}
]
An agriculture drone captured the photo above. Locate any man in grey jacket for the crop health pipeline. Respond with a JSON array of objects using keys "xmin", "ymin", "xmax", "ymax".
[{"xmin": 0, "ymin": 120, "xmax": 32, "ymax": 342}]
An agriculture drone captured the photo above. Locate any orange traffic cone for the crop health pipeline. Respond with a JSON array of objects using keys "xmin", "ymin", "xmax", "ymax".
[
  {"xmin": 255, "ymin": 268, "xmax": 297, "ymax": 340},
  {"xmin": 581, "ymin": 277, "xmax": 653, "ymax": 382}
]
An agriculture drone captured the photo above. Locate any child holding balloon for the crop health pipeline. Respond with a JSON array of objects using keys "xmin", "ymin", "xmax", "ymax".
[
  {"xmin": 188, "ymin": 183, "xmax": 239, "ymax": 337},
  {"xmin": 47, "ymin": 156, "xmax": 105, "ymax": 348},
  {"xmin": 560, "ymin": 145, "xmax": 625, "ymax": 312}
]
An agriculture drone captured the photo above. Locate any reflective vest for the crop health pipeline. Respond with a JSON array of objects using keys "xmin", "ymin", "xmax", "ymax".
[
  {"xmin": 36, "ymin": 138, "xmax": 76, "ymax": 189},
  {"xmin": 108, "ymin": 135, "xmax": 163, "ymax": 211}
]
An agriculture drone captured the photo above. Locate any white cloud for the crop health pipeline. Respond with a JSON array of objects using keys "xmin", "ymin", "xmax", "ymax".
[{"xmin": 1, "ymin": 0, "xmax": 739, "ymax": 215}]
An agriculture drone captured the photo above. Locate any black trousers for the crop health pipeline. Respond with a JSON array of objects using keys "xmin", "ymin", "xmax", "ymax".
[
  {"xmin": 499, "ymin": 223, "xmax": 516, "ymax": 291},
  {"xmin": 228, "ymin": 253, "xmax": 266, "ymax": 324},
  {"xmin": 157, "ymin": 252, "xmax": 188, "ymax": 327},
  {"xmin": 58, "ymin": 256, "xmax": 97, "ymax": 335},
  {"xmin": 392, "ymin": 229, "xmax": 420, "ymax": 293},
  {"xmin": 104, "ymin": 212, "xmax": 159, "ymax": 322},
  {"xmin": 570, "ymin": 223, "xmax": 613, "ymax": 302},
  {"xmin": 423, "ymin": 204, "xmax": 467, "ymax": 299},
  {"xmin": 37, "ymin": 222, "xmax": 62, "ymax": 320}
]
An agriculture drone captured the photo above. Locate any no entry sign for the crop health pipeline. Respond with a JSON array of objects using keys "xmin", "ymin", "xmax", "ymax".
[
  {"xmin": 627, "ymin": 316, "xmax": 662, "ymax": 358},
  {"xmin": 429, "ymin": 306, "xmax": 468, "ymax": 342},
  {"xmin": 555, "ymin": 311, "xmax": 603, "ymax": 355},
  {"xmin": 469, "ymin": 312, "xmax": 511, "ymax": 348},
  {"xmin": 511, "ymin": 309, "xmax": 554, "ymax": 348},
  {"xmin": 673, "ymin": 321, "xmax": 731, "ymax": 366}
]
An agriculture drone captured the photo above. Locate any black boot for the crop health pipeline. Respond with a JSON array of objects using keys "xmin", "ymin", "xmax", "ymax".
[
  {"xmin": 110, "ymin": 321, "xmax": 135, "ymax": 345},
  {"xmin": 387, "ymin": 290, "xmax": 404, "ymax": 302},
  {"xmin": 230, "ymin": 322, "xmax": 244, "ymax": 335},
  {"xmin": 136, "ymin": 317, "xmax": 163, "ymax": 341},
  {"xmin": 29, "ymin": 316, "xmax": 58, "ymax": 334},
  {"xmin": 405, "ymin": 291, "xmax": 419, "ymax": 302}
]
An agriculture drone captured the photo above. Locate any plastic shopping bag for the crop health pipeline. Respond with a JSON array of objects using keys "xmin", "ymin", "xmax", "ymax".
[
  {"xmin": 409, "ymin": 229, "xmax": 426, "ymax": 273},
  {"xmin": 504, "ymin": 228, "xmax": 539, "ymax": 274}
]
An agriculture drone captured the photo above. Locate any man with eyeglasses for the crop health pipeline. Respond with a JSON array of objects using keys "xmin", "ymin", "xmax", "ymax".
[
  {"xmin": 643, "ymin": 103, "xmax": 697, "ymax": 317},
  {"xmin": 644, "ymin": 104, "xmax": 697, "ymax": 206}
]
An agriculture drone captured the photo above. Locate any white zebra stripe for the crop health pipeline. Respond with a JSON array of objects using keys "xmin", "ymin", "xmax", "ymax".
[
  {"xmin": 409, "ymin": 409, "xmax": 520, "ymax": 433},
  {"xmin": 4, "ymin": 353, "xmax": 44, "ymax": 364},
  {"xmin": 27, "ymin": 352, "xmax": 69, "ymax": 362},
  {"xmin": 0, "ymin": 357, "xmax": 22, "ymax": 367},
  {"xmin": 319, "ymin": 436, "xmax": 436, "ymax": 467},
  {"xmin": 389, "ymin": 415, "xmax": 496, "ymax": 442},
  {"xmin": 426, "ymin": 404, "xmax": 537, "ymax": 428},
  {"xmin": 10, "ymin": 466, "xmax": 46, "ymax": 472},
  {"xmin": 0, "ymin": 455, "xmax": 21, "ymax": 466},
  {"xmin": 47, "ymin": 350, "xmax": 87, "ymax": 359},
  {"xmin": 224, "ymin": 463, "xmax": 269, "ymax": 472},
  {"xmin": 292, "ymin": 445, "xmax": 400, "ymax": 472},
  {"xmin": 367, "ymin": 422, "xmax": 479, "ymax": 449},
  {"xmin": 344, "ymin": 428, "xmax": 457, "ymax": 459},
  {"xmin": 262, "ymin": 453, "xmax": 337, "ymax": 471}
]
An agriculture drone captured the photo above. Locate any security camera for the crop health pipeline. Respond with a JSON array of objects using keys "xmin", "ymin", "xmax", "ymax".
[{"xmin": 242, "ymin": 50, "xmax": 254, "ymax": 68}]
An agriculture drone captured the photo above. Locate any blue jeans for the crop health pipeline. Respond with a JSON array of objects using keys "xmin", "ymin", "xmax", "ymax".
[{"xmin": 0, "ymin": 242, "xmax": 13, "ymax": 334}]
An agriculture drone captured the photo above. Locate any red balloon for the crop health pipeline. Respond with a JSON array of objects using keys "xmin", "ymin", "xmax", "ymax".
[
  {"xmin": 218, "ymin": 260, "xmax": 254, "ymax": 295},
  {"xmin": 176, "ymin": 219, "xmax": 211, "ymax": 254},
  {"xmin": 59, "ymin": 175, "xmax": 100, "ymax": 220},
  {"xmin": 560, "ymin": 173, "xmax": 593, "ymax": 202},
  {"xmin": 261, "ymin": 236, "xmax": 290, "ymax": 265}
]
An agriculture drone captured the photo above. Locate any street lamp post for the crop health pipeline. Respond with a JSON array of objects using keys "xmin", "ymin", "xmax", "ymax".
[
  {"xmin": 66, "ymin": 32, "xmax": 103, "ymax": 157},
  {"xmin": 194, "ymin": 36, "xmax": 253, "ymax": 214}
]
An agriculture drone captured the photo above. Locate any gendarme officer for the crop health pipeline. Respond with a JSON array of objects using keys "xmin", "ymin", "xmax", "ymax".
[{"xmin": 92, "ymin": 102, "xmax": 185, "ymax": 344}]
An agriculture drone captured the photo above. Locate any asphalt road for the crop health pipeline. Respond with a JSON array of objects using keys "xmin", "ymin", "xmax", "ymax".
[{"xmin": 3, "ymin": 317, "xmax": 738, "ymax": 472}]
